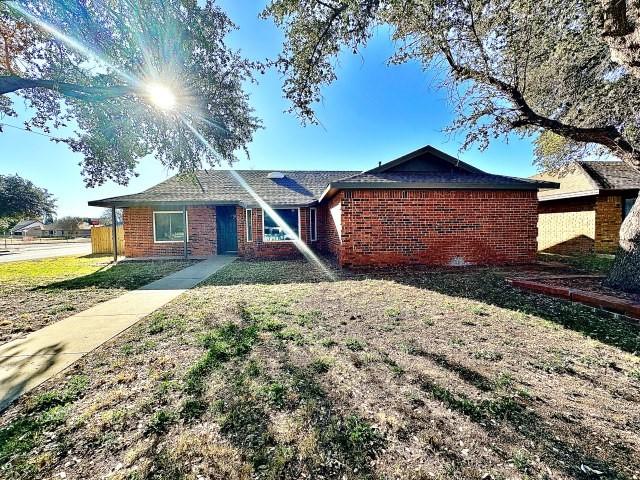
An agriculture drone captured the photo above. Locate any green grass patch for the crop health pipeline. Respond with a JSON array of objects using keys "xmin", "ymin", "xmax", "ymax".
[
  {"xmin": 185, "ymin": 322, "xmax": 260, "ymax": 395},
  {"xmin": 0, "ymin": 375, "xmax": 88, "ymax": 476},
  {"xmin": 345, "ymin": 338, "xmax": 366, "ymax": 351},
  {"xmin": 539, "ymin": 253, "xmax": 615, "ymax": 274}
]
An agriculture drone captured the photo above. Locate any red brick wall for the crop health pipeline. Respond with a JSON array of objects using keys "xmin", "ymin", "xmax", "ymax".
[
  {"xmin": 236, "ymin": 206, "xmax": 311, "ymax": 259},
  {"xmin": 336, "ymin": 189, "xmax": 538, "ymax": 267},
  {"xmin": 123, "ymin": 206, "xmax": 216, "ymax": 258}
]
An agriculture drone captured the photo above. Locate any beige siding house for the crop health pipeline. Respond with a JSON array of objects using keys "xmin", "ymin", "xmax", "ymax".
[{"xmin": 532, "ymin": 162, "xmax": 639, "ymax": 254}]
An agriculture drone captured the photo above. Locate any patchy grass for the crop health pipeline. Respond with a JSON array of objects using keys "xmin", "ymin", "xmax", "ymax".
[
  {"xmin": 539, "ymin": 252, "xmax": 615, "ymax": 275},
  {"xmin": 1, "ymin": 259, "xmax": 639, "ymax": 480},
  {"xmin": 0, "ymin": 255, "xmax": 194, "ymax": 343}
]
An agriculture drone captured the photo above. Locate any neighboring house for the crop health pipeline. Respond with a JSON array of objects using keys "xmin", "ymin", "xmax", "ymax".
[
  {"xmin": 9, "ymin": 219, "xmax": 45, "ymax": 236},
  {"xmin": 89, "ymin": 145, "xmax": 557, "ymax": 267},
  {"xmin": 532, "ymin": 161, "xmax": 639, "ymax": 254},
  {"xmin": 10, "ymin": 219, "xmax": 93, "ymax": 238}
]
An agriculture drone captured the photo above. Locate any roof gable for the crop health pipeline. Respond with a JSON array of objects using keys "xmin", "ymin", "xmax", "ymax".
[
  {"xmin": 11, "ymin": 220, "xmax": 42, "ymax": 231},
  {"xmin": 578, "ymin": 161, "xmax": 640, "ymax": 190},
  {"xmin": 367, "ymin": 145, "xmax": 484, "ymax": 175}
]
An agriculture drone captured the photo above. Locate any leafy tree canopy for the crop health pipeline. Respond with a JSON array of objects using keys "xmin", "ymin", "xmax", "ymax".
[
  {"xmin": 264, "ymin": 0, "xmax": 640, "ymax": 170},
  {"xmin": 53, "ymin": 215, "xmax": 83, "ymax": 232},
  {"xmin": 0, "ymin": 0, "xmax": 261, "ymax": 186},
  {"xmin": 0, "ymin": 173, "xmax": 56, "ymax": 219},
  {"xmin": 100, "ymin": 208, "xmax": 123, "ymax": 226}
]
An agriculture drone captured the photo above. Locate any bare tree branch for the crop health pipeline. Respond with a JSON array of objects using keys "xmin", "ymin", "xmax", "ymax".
[{"xmin": 441, "ymin": 46, "xmax": 640, "ymax": 167}]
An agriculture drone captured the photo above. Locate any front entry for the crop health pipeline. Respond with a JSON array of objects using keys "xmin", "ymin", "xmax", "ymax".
[{"xmin": 216, "ymin": 206, "xmax": 238, "ymax": 254}]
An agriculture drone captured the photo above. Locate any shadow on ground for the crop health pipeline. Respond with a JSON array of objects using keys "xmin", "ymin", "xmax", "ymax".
[
  {"xmin": 206, "ymin": 258, "xmax": 640, "ymax": 355},
  {"xmin": 36, "ymin": 260, "xmax": 192, "ymax": 292},
  {"xmin": 0, "ymin": 342, "xmax": 64, "ymax": 412}
]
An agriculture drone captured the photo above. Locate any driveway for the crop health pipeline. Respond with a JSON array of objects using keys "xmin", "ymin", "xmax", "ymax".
[{"xmin": 0, "ymin": 242, "xmax": 92, "ymax": 263}]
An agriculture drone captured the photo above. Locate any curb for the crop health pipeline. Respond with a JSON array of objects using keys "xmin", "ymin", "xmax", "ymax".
[{"xmin": 507, "ymin": 278, "xmax": 640, "ymax": 320}]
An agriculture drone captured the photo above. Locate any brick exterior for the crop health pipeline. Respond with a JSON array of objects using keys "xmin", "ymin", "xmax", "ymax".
[
  {"xmin": 536, "ymin": 194, "xmax": 625, "ymax": 255},
  {"xmin": 122, "ymin": 206, "xmax": 216, "ymax": 258},
  {"xmin": 537, "ymin": 197, "xmax": 596, "ymax": 254},
  {"xmin": 236, "ymin": 206, "xmax": 312, "ymax": 259},
  {"xmin": 122, "ymin": 190, "xmax": 539, "ymax": 266},
  {"xmin": 317, "ymin": 193, "xmax": 343, "ymax": 264},
  {"xmin": 326, "ymin": 189, "xmax": 538, "ymax": 268},
  {"xmin": 594, "ymin": 194, "xmax": 623, "ymax": 253}
]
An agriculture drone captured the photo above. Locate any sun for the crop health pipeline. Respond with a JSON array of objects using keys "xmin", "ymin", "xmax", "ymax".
[{"xmin": 146, "ymin": 83, "xmax": 177, "ymax": 111}]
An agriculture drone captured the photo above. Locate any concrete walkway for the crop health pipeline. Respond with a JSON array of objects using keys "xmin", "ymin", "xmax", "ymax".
[{"xmin": 0, "ymin": 255, "xmax": 235, "ymax": 410}]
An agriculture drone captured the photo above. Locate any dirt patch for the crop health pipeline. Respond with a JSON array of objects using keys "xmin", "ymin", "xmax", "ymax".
[{"xmin": 1, "ymin": 260, "xmax": 639, "ymax": 479}]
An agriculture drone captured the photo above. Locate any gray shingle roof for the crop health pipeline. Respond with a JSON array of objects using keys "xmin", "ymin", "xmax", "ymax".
[
  {"xmin": 578, "ymin": 161, "xmax": 640, "ymax": 190},
  {"xmin": 11, "ymin": 219, "xmax": 41, "ymax": 231},
  {"xmin": 89, "ymin": 145, "xmax": 558, "ymax": 208},
  {"xmin": 89, "ymin": 170, "xmax": 358, "ymax": 208}
]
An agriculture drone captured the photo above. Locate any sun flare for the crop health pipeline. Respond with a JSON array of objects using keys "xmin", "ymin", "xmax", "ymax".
[{"xmin": 147, "ymin": 83, "xmax": 177, "ymax": 110}]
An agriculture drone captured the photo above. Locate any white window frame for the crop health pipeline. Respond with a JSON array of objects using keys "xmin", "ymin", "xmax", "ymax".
[
  {"xmin": 153, "ymin": 210, "xmax": 189, "ymax": 243},
  {"xmin": 245, "ymin": 208, "xmax": 253, "ymax": 242},
  {"xmin": 261, "ymin": 207, "xmax": 300, "ymax": 243},
  {"xmin": 309, "ymin": 207, "xmax": 317, "ymax": 242}
]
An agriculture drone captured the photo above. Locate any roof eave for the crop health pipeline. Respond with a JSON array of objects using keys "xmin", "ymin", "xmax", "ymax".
[
  {"xmin": 88, "ymin": 199, "xmax": 249, "ymax": 208},
  {"xmin": 323, "ymin": 180, "xmax": 559, "ymax": 192},
  {"xmin": 88, "ymin": 199, "xmax": 320, "ymax": 209},
  {"xmin": 538, "ymin": 189, "xmax": 604, "ymax": 202}
]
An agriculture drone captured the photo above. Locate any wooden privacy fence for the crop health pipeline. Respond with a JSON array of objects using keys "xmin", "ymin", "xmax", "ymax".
[{"xmin": 91, "ymin": 226, "xmax": 124, "ymax": 254}]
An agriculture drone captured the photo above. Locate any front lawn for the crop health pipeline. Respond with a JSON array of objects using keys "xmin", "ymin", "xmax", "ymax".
[
  {"xmin": 1, "ymin": 260, "xmax": 639, "ymax": 479},
  {"xmin": 0, "ymin": 255, "xmax": 194, "ymax": 344}
]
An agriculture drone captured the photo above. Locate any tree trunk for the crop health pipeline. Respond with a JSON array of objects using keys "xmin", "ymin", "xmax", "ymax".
[
  {"xmin": 605, "ymin": 197, "xmax": 640, "ymax": 293},
  {"xmin": 601, "ymin": 0, "xmax": 640, "ymax": 78}
]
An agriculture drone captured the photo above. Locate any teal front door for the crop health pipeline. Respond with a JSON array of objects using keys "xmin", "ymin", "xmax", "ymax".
[{"xmin": 216, "ymin": 206, "xmax": 238, "ymax": 254}]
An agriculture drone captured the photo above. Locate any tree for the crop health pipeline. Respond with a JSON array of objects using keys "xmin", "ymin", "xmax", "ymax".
[
  {"xmin": 54, "ymin": 216, "xmax": 82, "ymax": 234},
  {"xmin": 100, "ymin": 208, "xmax": 123, "ymax": 226},
  {"xmin": 0, "ymin": 0, "xmax": 260, "ymax": 187},
  {"xmin": 264, "ymin": 0, "xmax": 640, "ymax": 292},
  {"xmin": 0, "ymin": 174, "xmax": 56, "ymax": 219}
]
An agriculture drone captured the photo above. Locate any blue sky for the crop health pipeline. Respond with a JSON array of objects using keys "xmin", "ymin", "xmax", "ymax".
[{"xmin": 0, "ymin": 1, "xmax": 538, "ymax": 218}]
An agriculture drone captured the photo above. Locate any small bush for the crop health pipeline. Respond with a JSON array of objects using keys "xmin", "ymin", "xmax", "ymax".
[
  {"xmin": 180, "ymin": 399, "xmax": 208, "ymax": 420},
  {"xmin": 473, "ymin": 349, "xmax": 503, "ymax": 362},
  {"xmin": 309, "ymin": 357, "xmax": 333, "ymax": 374},
  {"xmin": 345, "ymin": 338, "xmax": 365, "ymax": 351},
  {"xmin": 148, "ymin": 313, "xmax": 168, "ymax": 334},
  {"xmin": 146, "ymin": 409, "xmax": 175, "ymax": 434}
]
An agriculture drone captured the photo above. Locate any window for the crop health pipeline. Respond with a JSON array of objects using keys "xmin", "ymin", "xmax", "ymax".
[
  {"xmin": 309, "ymin": 208, "xmax": 317, "ymax": 242},
  {"xmin": 623, "ymin": 196, "xmax": 637, "ymax": 219},
  {"xmin": 263, "ymin": 208, "xmax": 299, "ymax": 242},
  {"xmin": 153, "ymin": 211, "xmax": 187, "ymax": 242},
  {"xmin": 246, "ymin": 209, "xmax": 253, "ymax": 242}
]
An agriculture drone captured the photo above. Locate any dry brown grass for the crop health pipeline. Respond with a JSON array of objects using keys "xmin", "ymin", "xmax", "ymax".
[
  {"xmin": 1, "ymin": 259, "xmax": 639, "ymax": 480},
  {"xmin": 0, "ymin": 256, "xmax": 194, "ymax": 344}
]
